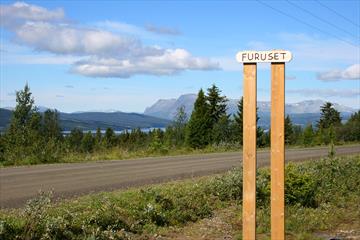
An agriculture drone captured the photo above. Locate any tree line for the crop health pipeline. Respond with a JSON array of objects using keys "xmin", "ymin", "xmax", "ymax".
[{"xmin": 0, "ymin": 84, "xmax": 359, "ymax": 166}]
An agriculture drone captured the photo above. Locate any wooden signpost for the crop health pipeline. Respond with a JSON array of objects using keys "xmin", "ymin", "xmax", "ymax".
[{"xmin": 236, "ymin": 50, "xmax": 292, "ymax": 240}]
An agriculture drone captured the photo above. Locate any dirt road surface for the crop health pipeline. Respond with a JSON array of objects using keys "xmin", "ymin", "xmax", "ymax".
[{"xmin": 1, "ymin": 145, "xmax": 359, "ymax": 208}]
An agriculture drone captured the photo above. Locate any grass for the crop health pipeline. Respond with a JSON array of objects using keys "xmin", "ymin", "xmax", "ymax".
[
  {"xmin": 6, "ymin": 142, "xmax": 359, "ymax": 167},
  {"xmin": 1, "ymin": 155, "xmax": 359, "ymax": 239}
]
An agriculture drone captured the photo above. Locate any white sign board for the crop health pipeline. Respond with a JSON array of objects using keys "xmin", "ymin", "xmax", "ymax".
[{"xmin": 236, "ymin": 50, "xmax": 292, "ymax": 63}]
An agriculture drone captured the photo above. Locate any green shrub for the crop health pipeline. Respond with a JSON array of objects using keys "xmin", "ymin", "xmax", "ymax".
[
  {"xmin": 285, "ymin": 163, "xmax": 317, "ymax": 208},
  {"xmin": 1, "ymin": 155, "xmax": 359, "ymax": 238}
]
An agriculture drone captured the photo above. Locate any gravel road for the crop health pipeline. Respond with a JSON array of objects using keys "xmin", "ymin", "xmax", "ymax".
[{"xmin": 1, "ymin": 145, "xmax": 359, "ymax": 208}]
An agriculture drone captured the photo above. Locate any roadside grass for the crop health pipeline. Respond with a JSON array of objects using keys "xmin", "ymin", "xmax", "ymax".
[
  {"xmin": 4, "ymin": 142, "xmax": 359, "ymax": 167},
  {"xmin": 59, "ymin": 142, "xmax": 245, "ymax": 164},
  {"xmin": 1, "ymin": 155, "xmax": 359, "ymax": 239}
]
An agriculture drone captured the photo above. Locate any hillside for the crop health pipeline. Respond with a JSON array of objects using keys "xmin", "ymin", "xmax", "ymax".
[{"xmin": 0, "ymin": 108, "xmax": 170, "ymax": 131}]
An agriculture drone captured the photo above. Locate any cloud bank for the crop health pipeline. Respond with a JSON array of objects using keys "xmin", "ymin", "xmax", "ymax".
[
  {"xmin": 288, "ymin": 88, "xmax": 359, "ymax": 98},
  {"xmin": 317, "ymin": 64, "xmax": 360, "ymax": 81},
  {"xmin": 0, "ymin": 2, "xmax": 219, "ymax": 78},
  {"xmin": 145, "ymin": 24, "xmax": 181, "ymax": 35}
]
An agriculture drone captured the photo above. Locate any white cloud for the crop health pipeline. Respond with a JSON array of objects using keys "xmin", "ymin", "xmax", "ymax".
[
  {"xmin": 145, "ymin": 24, "xmax": 181, "ymax": 35},
  {"xmin": 71, "ymin": 49, "xmax": 219, "ymax": 78},
  {"xmin": 0, "ymin": 2, "xmax": 218, "ymax": 78},
  {"xmin": 13, "ymin": 21, "xmax": 152, "ymax": 57},
  {"xmin": 95, "ymin": 21, "xmax": 147, "ymax": 36},
  {"xmin": 317, "ymin": 64, "xmax": 360, "ymax": 81},
  {"xmin": 0, "ymin": 2, "xmax": 64, "ymax": 28},
  {"xmin": 218, "ymin": 33, "xmax": 360, "ymax": 72},
  {"xmin": 288, "ymin": 88, "xmax": 360, "ymax": 98}
]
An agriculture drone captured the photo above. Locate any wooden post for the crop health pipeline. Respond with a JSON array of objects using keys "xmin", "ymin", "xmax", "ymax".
[
  {"xmin": 243, "ymin": 63, "xmax": 257, "ymax": 240},
  {"xmin": 237, "ymin": 50, "xmax": 291, "ymax": 239},
  {"xmin": 271, "ymin": 62, "xmax": 285, "ymax": 240}
]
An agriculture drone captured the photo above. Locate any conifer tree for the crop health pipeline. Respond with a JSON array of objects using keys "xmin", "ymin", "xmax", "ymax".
[
  {"xmin": 206, "ymin": 84, "xmax": 228, "ymax": 126},
  {"xmin": 232, "ymin": 97, "xmax": 264, "ymax": 146},
  {"xmin": 233, "ymin": 97, "xmax": 243, "ymax": 144},
  {"xmin": 317, "ymin": 102, "xmax": 341, "ymax": 129},
  {"xmin": 95, "ymin": 127, "xmax": 102, "ymax": 145},
  {"xmin": 206, "ymin": 84, "xmax": 229, "ymax": 143},
  {"xmin": 68, "ymin": 128, "xmax": 83, "ymax": 151},
  {"xmin": 81, "ymin": 131, "xmax": 95, "ymax": 152},
  {"xmin": 43, "ymin": 109, "xmax": 62, "ymax": 140},
  {"xmin": 212, "ymin": 115, "xmax": 231, "ymax": 144},
  {"xmin": 104, "ymin": 128, "xmax": 116, "ymax": 148},
  {"xmin": 339, "ymin": 111, "xmax": 360, "ymax": 142},
  {"xmin": 285, "ymin": 115, "xmax": 294, "ymax": 145},
  {"xmin": 4, "ymin": 84, "xmax": 43, "ymax": 164},
  {"xmin": 173, "ymin": 106, "xmax": 187, "ymax": 146},
  {"xmin": 185, "ymin": 89, "xmax": 211, "ymax": 148}
]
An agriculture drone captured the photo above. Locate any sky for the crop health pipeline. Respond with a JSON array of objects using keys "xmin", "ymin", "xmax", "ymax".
[{"xmin": 0, "ymin": 0, "xmax": 359, "ymax": 113}]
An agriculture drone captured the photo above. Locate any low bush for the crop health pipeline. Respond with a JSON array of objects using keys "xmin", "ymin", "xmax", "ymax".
[{"xmin": 1, "ymin": 155, "xmax": 359, "ymax": 239}]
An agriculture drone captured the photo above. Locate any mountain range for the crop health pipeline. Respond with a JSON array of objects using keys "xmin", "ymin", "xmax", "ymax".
[
  {"xmin": 1, "ymin": 95, "xmax": 356, "ymax": 132},
  {"xmin": 144, "ymin": 94, "xmax": 357, "ymax": 128},
  {"xmin": 0, "ymin": 108, "xmax": 170, "ymax": 132}
]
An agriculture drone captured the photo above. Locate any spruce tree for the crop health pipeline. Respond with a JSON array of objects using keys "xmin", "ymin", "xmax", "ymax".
[
  {"xmin": 81, "ymin": 131, "xmax": 95, "ymax": 153},
  {"xmin": 68, "ymin": 128, "xmax": 83, "ymax": 152},
  {"xmin": 206, "ymin": 84, "xmax": 229, "ymax": 143},
  {"xmin": 212, "ymin": 115, "xmax": 231, "ymax": 144},
  {"xmin": 185, "ymin": 89, "xmax": 211, "ymax": 148},
  {"xmin": 43, "ymin": 109, "xmax": 62, "ymax": 140},
  {"xmin": 173, "ymin": 106, "xmax": 187, "ymax": 146},
  {"xmin": 233, "ymin": 97, "xmax": 243, "ymax": 144},
  {"xmin": 285, "ymin": 115, "xmax": 294, "ymax": 145},
  {"xmin": 104, "ymin": 127, "xmax": 116, "ymax": 148},
  {"xmin": 95, "ymin": 127, "xmax": 102, "ymax": 144},
  {"xmin": 339, "ymin": 111, "xmax": 360, "ymax": 142},
  {"xmin": 317, "ymin": 102, "xmax": 341, "ymax": 129},
  {"xmin": 232, "ymin": 97, "xmax": 264, "ymax": 146},
  {"xmin": 206, "ymin": 84, "xmax": 228, "ymax": 126}
]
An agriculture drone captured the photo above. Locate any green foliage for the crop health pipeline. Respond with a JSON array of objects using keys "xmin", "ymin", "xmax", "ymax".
[
  {"xmin": 285, "ymin": 115, "xmax": 295, "ymax": 145},
  {"xmin": 165, "ymin": 106, "xmax": 187, "ymax": 147},
  {"xmin": 233, "ymin": 97, "xmax": 244, "ymax": 145},
  {"xmin": 149, "ymin": 129, "xmax": 168, "ymax": 154},
  {"xmin": 212, "ymin": 115, "xmax": 232, "ymax": 144},
  {"xmin": 1, "ymin": 85, "xmax": 63, "ymax": 165},
  {"xmin": 104, "ymin": 128, "xmax": 116, "ymax": 148},
  {"xmin": 285, "ymin": 163, "xmax": 317, "ymax": 207},
  {"xmin": 42, "ymin": 109, "xmax": 62, "ymax": 140},
  {"xmin": 67, "ymin": 128, "xmax": 84, "ymax": 152},
  {"xmin": 206, "ymin": 84, "xmax": 228, "ymax": 127},
  {"xmin": 1, "ymin": 84, "xmax": 358, "ymax": 166},
  {"xmin": 2, "ymin": 155, "xmax": 359, "ymax": 239},
  {"xmin": 302, "ymin": 124, "xmax": 314, "ymax": 147},
  {"xmin": 317, "ymin": 102, "xmax": 341, "ymax": 129},
  {"xmin": 232, "ymin": 97, "xmax": 243, "ymax": 144},
  {"xmin": 185, "ymin": 89, "xmax": 211, "ymax": 148},
  {"xmin": 256, "ymin": 126, "xmax": 269, "ymax": 148},
  {"xmin": 337, "ymin": 110, "xmax": 360, "ymax": 142},
  {"xmin": 81, "ymin": 131, "xmax": 95, "ymax": 153}
]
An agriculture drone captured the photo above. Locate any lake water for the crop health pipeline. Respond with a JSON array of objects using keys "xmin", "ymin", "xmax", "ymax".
[{"xmin": 62, "ymin": 127, "xmax": 166, "ymax": 135}]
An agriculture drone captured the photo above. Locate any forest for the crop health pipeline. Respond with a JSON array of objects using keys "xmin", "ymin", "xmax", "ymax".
[{"xmin": 0, "ymin": 84, "xmax": 359, "ymax": 166}]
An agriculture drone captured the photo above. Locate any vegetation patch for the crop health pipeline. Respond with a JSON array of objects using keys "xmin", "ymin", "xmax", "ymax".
[
  {"xmin": 1, "ymin": 155, "xmax": 359, "ymax": 239},
  {"xmin": 1, "ymin": 84, "xmax": 359, "ymax": 166}
]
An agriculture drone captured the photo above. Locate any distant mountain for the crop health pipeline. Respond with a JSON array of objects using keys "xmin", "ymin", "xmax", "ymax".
[
  {"xmin": 144, "ymin": 94, "xmax": 357, "ymax": 128},
  {"xmin": 0, "ymin": 108, "xmax": 170, "ymax": 131},
  {"xmin": 144, "ymin": 94, "xmax": 197, "ymax": 120}
]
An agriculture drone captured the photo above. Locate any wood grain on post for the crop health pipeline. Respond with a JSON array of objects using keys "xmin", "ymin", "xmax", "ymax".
[
  {"xmin": 271, "ymin": 62, "xmax": 285, "ymax": 240},
  {"xmin": 243, "ymin": 63, "xmax": 257, "ymax": 240}
]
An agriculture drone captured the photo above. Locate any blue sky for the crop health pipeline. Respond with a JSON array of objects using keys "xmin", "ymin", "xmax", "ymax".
[{"xmin": 0, "ymin": 0, "xmax": 359, "ymax": 113}]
